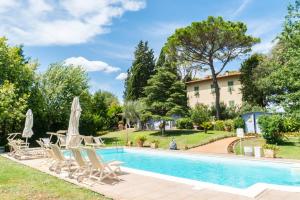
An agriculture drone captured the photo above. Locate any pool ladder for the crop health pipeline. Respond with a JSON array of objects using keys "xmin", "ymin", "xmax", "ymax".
[{"xmin": 112, "ymin": 141, "xmax": 123, "ymax": 152}]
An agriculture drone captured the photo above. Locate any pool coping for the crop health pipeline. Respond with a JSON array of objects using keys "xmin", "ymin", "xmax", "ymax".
[{"xmin": 107, "ymin": 147, "xmax": 300, "ymax": 198}]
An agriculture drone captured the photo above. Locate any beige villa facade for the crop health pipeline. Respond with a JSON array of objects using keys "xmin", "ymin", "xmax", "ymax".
[{"xmin": 186, "ymin": 72, "xmax": 242, "ymax": 108}]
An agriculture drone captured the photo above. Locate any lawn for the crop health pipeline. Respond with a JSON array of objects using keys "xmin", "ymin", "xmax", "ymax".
[
  {"xmin": 234, "ymin": 136, "xmax": 300, "ymax": 160},
  {"xmin": 0, "ymin": 156, "xmax": 110, "ymax": 200},
  {"xmin": 101, "ymin": 129, "xmax": 234, "ymax": 149}
]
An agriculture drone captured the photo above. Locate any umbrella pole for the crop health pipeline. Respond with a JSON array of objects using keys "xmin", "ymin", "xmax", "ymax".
[{"xmin": 25, "ymin": 137, "xmax": 28, "ymax": 147}]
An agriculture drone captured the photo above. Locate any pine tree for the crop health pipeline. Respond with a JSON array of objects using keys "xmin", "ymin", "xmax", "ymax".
[
  {"xmin": 124, "ymin": 41, "xmax": 155, "ymax": 101},
  {"xmin": 143, "ymin": 51, "xmax": 187, "ymax": 134}
]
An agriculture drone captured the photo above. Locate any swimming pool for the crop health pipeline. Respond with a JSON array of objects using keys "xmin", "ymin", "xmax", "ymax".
[{"xmin": 92, "ymin": 148, "xmax": 300, "ymax": 190}]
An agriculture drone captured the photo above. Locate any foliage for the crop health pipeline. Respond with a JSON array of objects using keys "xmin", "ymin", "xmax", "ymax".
[
  {"xmin": 224, "ymin": 119, "xmax": 234, "ymax": 132},
  {"xmin": 214, "ymin": 120, "xmax": 225, "ymax": 131},
  {"xmin": 258, "ymin": 115, "xmax": 285, "ymax": 144},
  {"xmin": 240, "ymin": 54, "xmax": 267, "ymax": 107},
  {"xmin": 176, "ymin": 118, "xmax": 193, "ymax": 129},
  {"xmin": 124, "ymin": 41, "xmax": 155, "ymax": 101},
  {"xmin": 123, "ymin": 100, "xmax": 143, "ymax": 124},
  {"xmin": 143, "ymin": 50, "xmax": 188, "ymax": 134},
  {"xmin": 135, "ymin": 135, "xmax": 147, "ymax": 143},
  {"xmin": 256, "ymin": 1, "xmax": 300, "ymax": 112},
  {"xmin": 166, "ymin": 16, "xmax": 259, "ymax": 119},
  {"xmin": 210, "ymin": 102, "xmax": 238, "ymax": 120},
  {"xmin": 237, "ymin": 102, "xmax": 266, "ymax": 115},
  {"xmin": 201, "ymin": 122, "xmax": 213, "ymax": 133},
  {"xmin": 0, "ymin": 81, "xmax": 28, "ymax": 145},
  {"xmin": 190, "ymin": 104, "xmax": 210, "ymax": 126},
  {"xmin": 151, "ymin": 139, "xmax": 160, "ymax": 145},
  {"xmin": 233, "ymin": 117, "xmax": 245, "ymax": 129},
  {"xmin": 263, "ymin": 144, "xmax": 280, "ymax": 151},
  {"xmin": 283, "ymin": 114, "xmax": 300, "ymax": 132}
]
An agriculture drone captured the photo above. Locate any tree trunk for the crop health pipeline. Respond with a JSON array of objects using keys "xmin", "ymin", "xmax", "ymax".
[
  {"xmin": 161, "ymin": 120, "xmax": 165, "ymax": 136},
  {"xmin": 209, "ymin": 59, "xmax": 221, "ymax": 120}
]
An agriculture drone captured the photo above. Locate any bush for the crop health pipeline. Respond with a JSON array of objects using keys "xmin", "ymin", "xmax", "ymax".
[
  {"xmin": 214, "ymin": 120, "xmax": 225, "ymax": 131},
  {"xmin": 233, "ymin": 117, "xmax": 245, "ymax": 129},
  {"xmin": 201, "ymin": 122, "xmax": 212, "ymax": 133},
  {"xmin": 283, "ymin": 115, "xmax": 300, "ymax": 132},
  {"xmin": 224, "ymin": 119, "xmax": 234, "ymax": 132},
  {"xmin": 190, "ymin": 104, "xmax": 210, "ymax": 126},
  {"xmin": 210, "ymin": 102, "xmax": 239, "ymax": 120},
  {"xmin": 176, "ymin": 118, "xmax": 193, "ymax": 129},
  {"xmin": 263, "ymin": 144, "xmax": 280, "ymax": 151},
  {"xmin": 258, "ymin": 115, "xmax": 285, "ymax": 144}
]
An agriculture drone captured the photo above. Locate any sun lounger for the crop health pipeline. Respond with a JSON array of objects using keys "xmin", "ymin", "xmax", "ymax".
[
  {"xmin": 69, "ymin": 147, "xmax": 91, "ymax": 182},
  {"xmin": 83, "ymin": 136, "xmax": 105, "ymax": 148},
  {"xmin": 84, "ymin": 147, "xmax": 122, "ymax": 183},
  {"xmin": 8, "ymin": 140, "xmax": 44, "ymax": 159},
  {"xmin": 49, "ymin": 144, "xmax": 75, "ymax": 174}
]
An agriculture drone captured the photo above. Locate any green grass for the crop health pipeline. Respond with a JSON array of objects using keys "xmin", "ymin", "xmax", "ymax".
[
  {"xmin": 0, "ymin": 156, "xmax": 110, "ymax": 200},
  {"xmin": 234, "ymin": 136, "xmax": 300, "ymax": 160},
  {"xmin": 101, "ymin": 129, "xmax": 234, "ymax": 149}
]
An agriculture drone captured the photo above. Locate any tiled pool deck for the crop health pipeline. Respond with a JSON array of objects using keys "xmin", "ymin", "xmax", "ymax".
[{"xmin": 2, "ymin": 151, "xmax": 300, "ymax": 200}]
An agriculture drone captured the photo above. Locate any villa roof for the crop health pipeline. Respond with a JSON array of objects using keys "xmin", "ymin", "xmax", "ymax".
[{"xmin": 186, "ymin": 72, "xmax": 241, "ymax": 85}]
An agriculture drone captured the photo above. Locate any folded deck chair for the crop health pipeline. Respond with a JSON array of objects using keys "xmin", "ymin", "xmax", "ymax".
[
  {"xmin": 49, "ymin": 144, "xmax": 75, "ymax": 174},
  {"xmin": 83, "ymin": 136, "xmax": 104, "ymax": 148},
  {"xmin": 9, "ymin": 140, "xmax": 43, "ymax": 159},
  {"xmin": 57, "ymin": 135, "xmax": 67, "ymax": 149},
  {"xmin": 69, "ymin": 148, "xmax": 91, "ymax": 182},
  {"xmin": 84, "ymin": 147, "xmax": 122, "ymax": 183}
]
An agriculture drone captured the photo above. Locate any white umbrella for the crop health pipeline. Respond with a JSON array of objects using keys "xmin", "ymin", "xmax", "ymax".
[
  {"xmin": 22, "ymin": 109, "xmax": 33, "ymax": 145},
  {"xmin": 66, "ymin": 97, "xmax": 82, "ymax": 147}
]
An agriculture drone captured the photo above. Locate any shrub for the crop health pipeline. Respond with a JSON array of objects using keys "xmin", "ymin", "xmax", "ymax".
[
  {"xmin": 263, "ymin": 144, "xmax": 279, "ymax": 151},
  {"xmin": 214, "ymin": 120, "xmax": 225, "ymax": 131},
  {"xmin": 201, "ymin": 122, "xmax": 213, "ymax": 133},
  {"xmin": 151, "ymin": 140, "xmax": 160, "ymax": 145},
  {"xmin": 190, "ymin": 104, "xmax": 210, "ymax": 126},
  {"xmin": 176, "ymin": 118, "xmax": 193, "ymax": 129},
  {"xmin": 283, "ymin": 115, "xmax": 300, "ymax": 132},
  {"xmin": 224, "ymin": 119, "xmax": 234, "ymax": 132},
  {"xmin": 258, "ymin": 115, "xmax": 285, "ymax": 144},
  {"xmin": 233, "ymin": 117, "xmax": 245, "ymax": 129},
  {"xmin": 210, "ymin": 102, "xmax": 239, "ymax": 119}
]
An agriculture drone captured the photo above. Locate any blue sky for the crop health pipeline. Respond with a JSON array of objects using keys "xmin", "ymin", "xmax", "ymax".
[{"xmin": 0, "ymin": 0, "xmax": 291, "ymax": 102}]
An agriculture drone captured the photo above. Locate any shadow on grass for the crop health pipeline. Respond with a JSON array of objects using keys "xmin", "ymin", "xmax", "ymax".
[
  {"xmin": 150, "ymin": 129, "xmax": 204, "ymax": 137},
  {"xmin": 102, "ymin": 137, "xmax": 120, "ymax": 144}
]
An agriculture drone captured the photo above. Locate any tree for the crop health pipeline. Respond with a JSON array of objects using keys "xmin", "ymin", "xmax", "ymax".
[
  {"xmin": 38, "ymin": 63, "xmax": 89, "ymax": 131},
  {"xmin": 240, "ymin": 54, "xmax": 267, "ymax": 107},
  {"xmin": 257, "ymin": 0, "xmax": 300, "ymax": 112},
  {"xmin": 166, "ymin": 16, "xmax": 259, "ymax": 119},
  {"xmin": 0, "ymin": 37, "xmax": 36, "ymax": 96},
  {"xmin": 0, "ymin": 81, "xmax": 28, "ymax": 145},
  {"xmin": 190, "ymin": 104, "xmax": 210, "ymax": 126},
  {"xmin": 143, "ymin": 53, "xmax": 187, "ymax": 135},
  {"xmin": 124, "ymin": 41, "xmax": 155, "ymax": 100}
]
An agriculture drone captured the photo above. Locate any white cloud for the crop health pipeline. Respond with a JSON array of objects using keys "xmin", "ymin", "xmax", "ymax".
[
  {"xmin": 116, "ymin": 72, "xmax": 128, "ymax": 80},
  {"xmin": 232, "ymin": 0, "xmax": 252, "ymax": 17},
  {"xmin": 64, "ymin": 56, "xmax": 120, "ymax": 73},
  {"xmin": 144, "ymin": 22, "xmax": 187, "ymax": 37},
  {"xmin": 0, "ymin": 0, "xmax": 146, "ymax": 46},
  {"xmin": 252, "ymin": 39, "xmax": 278, "ymax": 54}
]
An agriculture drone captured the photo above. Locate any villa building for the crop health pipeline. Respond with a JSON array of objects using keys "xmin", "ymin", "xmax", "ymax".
[{"xmin": 186, "ymin": 71, "xmax": 242, "ymax": 108}]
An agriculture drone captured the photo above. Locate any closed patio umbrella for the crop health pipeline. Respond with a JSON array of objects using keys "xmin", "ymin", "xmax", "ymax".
[
  {"xmin": 22, "ymin": 109, "xmax": 33, "ymax": 145},
  {"xmin": 66, "ymin": 97, "xmax": 82, "ymax": 147}
]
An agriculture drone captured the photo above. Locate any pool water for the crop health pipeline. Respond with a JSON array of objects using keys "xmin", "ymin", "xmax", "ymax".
[{"xmin": 68, "ymin": 148, "xmax": 300, "ymax": 189}]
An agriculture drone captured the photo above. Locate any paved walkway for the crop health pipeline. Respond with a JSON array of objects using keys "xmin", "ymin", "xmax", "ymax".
[
  {"xmin": 2, "ymin": 154, "xmax": 300, "ymax": 200},
  {"xmin": 188, "ymin": 137, "xmax": 238, "ymax": 154}
]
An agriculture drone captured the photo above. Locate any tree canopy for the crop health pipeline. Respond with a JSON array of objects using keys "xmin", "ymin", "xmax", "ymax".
[
  {"xmin": 124, "ymin": 41, "xmax": 155, "ymax": 101},
  {"xmin": 166, "ymin": 16, "xmax": 259, "ymax": 119}
]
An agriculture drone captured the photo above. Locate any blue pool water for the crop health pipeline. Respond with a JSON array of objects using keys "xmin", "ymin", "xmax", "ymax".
[{"xmin": 67, "ymin": 148, "xmax": 300, "ymax": 189}]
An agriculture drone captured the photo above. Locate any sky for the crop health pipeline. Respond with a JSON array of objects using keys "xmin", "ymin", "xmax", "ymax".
[{"xmin": 0, "ymin": 0, "xmax": 292, "ymax": 102}]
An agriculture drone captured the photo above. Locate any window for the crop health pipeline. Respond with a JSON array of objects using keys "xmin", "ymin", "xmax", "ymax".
[
  {"xmin": 229, "ymin": 100, "xmax": 235, "ymax": 107},
  {"xmin": 210, "ymin": 84, "xmax": 215, "ymax": 94},
  {"xmin": 228, "ymin": 81, "xmax": 234, "ymax": 93},
  {"xmin": 194, "ymin": 86, "xmax": 199, "ymax": 97}
]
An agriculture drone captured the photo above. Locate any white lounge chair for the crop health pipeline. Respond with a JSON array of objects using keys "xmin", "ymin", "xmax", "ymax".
[
  {"xmin": 8, "ymin": 140, "xmax": 43, "ymax": 159},
  {"xmin": 69, "ymin": 147, "xmax": 91, "ymax": 182},
  {"xmin": 49, "ymin": 144, "xmax": 75, "ymax": 174},
  {"xmin": 83, "ymin": 136, "xmax": 104, "ymax": 148},
  {"xmin": 84, "ymin": 147, "xmax": 122, "ymax": 183}
]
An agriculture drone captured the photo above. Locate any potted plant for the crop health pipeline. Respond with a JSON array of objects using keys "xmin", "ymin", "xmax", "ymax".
[
  {"xmin": 150, "ymin": 140, "xmax": 159, "ymax": 149},
  {"xmin": 127, "ymin": 140, "xmax": 133, "ymax": 146},
  {"xmin": 136, "ymin": 135, "xmax": 147, "ymax": 147},
  {"xmin": 263, "ymin": 144, "xmax": 279, "ymax": 158}
]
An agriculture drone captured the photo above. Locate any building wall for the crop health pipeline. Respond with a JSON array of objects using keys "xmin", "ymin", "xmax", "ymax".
[{"xmin": 187, "ymin": 75, "xmax": 242, "ymax": 108}]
